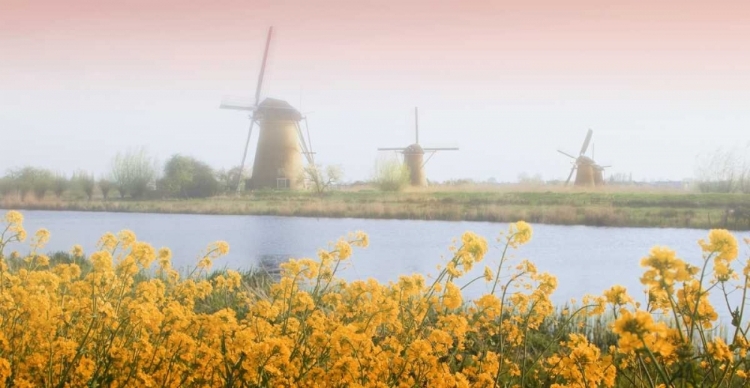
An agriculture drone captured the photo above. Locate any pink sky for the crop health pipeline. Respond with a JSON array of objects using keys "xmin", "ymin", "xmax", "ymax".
[{"xmin": 1, "ymin": 0, "xmax": 749, "ymax": 182}]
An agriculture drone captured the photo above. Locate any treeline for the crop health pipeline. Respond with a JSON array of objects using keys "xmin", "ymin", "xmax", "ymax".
[{"xmin": 0, "ymin": 149, "xmax": 245, "ymax": 201}]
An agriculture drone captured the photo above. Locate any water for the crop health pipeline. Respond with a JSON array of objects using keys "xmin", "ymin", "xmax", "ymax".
[{"xmin": 8, "ymin": 210, "xmax": 750, "ymax": 317}]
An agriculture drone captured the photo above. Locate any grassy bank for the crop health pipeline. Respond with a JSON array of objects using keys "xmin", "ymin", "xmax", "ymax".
[{"xmin": 3, "ymin": 188, "xmax": 750, "ymax": 230}]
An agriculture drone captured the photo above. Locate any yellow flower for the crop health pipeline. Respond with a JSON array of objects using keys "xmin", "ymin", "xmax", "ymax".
[
  {"xmin": 483, "ymin": 266, "xmax": 493, "ymax": 282},
  {"xmin": 35, "ymin": 254, "xmax": 50, "ymax": 267},
  {"xmin": 32, "ymin": 228, "xmax": 50, "ymax": 249},
  {"xmin": 118, "ymin": 230, "xmax": 137, "ymax": 248},
  {"xmin": 157, "ymin": 247, "xmax": 172, "ymax": 269},
  {"xmin": 699, "ymin": 229, "xmax": 738, "ymax": 262},
  {"xmin": 4, "ymin": 210, "xmax": 23, "ymax": 224},
  {"xmin": 603, "ymin": 285, "xmax": 633, "ymax": 306},
  {"xmin": 97, "ymin": 232, "xmax": 118, "ymax": 250},
  {"xmin": 335, "ymin": 240, "xmax": 352, "ymax": 260},
  {"xmin": 70, "ymin": 244, "xmax": 84, "ymax": 257},
  {"xmin": 443, "ymin": 282, "xmax": 463, "ymax": 309},
  {"xmin": 509, "ymin": 221, "xmax": 533, "ymax": 247}
]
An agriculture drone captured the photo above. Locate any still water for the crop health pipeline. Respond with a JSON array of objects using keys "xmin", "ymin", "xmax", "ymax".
[{"xmin": 11, "ymin": 210, "xmax": 750, "ymax": 316}]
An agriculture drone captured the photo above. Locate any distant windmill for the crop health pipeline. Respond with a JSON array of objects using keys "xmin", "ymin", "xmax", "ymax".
[
  {"xmin": 558, "ymin": 129, "xmax": 610, "ymax": 187},
  {"xmin": 378, "ymin": 107, "xmax": 458, "ymax": 186},
  {"xmin": 221, "ymin": 27, "xmax": 315, "ymax": 192}
]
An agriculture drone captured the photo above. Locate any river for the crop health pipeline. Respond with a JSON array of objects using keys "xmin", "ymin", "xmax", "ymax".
[{"xmin": 8, "ymin": 210, "xmax": 750, "ymax": 322}]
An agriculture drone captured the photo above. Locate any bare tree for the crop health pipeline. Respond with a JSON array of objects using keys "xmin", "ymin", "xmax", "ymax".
[
  {"xmin": 694, "ymin": 145, "xmax": 750, "ymax": 193},
  {"xmin": 301, "ymin": 164, "xmax": 343, "ymax": 195}
]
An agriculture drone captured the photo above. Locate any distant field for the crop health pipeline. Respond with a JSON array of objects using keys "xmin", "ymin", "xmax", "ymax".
[{"xmin": 4, "ymin": 186, "xmax": 750, "ymax": 230}]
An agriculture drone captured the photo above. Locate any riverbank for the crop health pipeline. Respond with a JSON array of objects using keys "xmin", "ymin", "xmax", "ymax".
[{"xmin": 3, "ymin": 189, "xmax": 750, "ymax": 230}]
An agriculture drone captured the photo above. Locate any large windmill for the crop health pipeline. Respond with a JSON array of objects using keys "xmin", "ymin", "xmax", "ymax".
[
  {"xmin": 557, "ymin": 129, "xmax": 610, "ymax": 187},
  {"xmin": 221, "ymin": 27, "xmax": 314, "ymax": 192},
  {"xmin": 378, "ymin": 107, "xmax": 458, "ymax": 186}
]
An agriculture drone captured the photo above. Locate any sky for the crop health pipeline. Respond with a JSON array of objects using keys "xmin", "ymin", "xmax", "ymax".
[{"xmin": 2, "ymin": 0, "xmax": 750, "ymax": 183}]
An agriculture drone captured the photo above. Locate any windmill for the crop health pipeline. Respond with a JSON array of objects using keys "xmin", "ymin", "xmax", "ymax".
[
  {"xmin": 558, "ymin": 129, "xmax": 610, "ymax": 187},
  {"xmin": 221, "ymin": 27, "xmax": 315, "ymax": 192},
  {"xmin": 378, "ymin": 107, "xmax": 458, "ymax": 186}
]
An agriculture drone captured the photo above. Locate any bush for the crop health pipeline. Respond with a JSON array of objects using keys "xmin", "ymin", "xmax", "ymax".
[
  {"xmin": 110, "ymin": 147, "xmax": 158, "ymax": 199},
  {"xmin": 373, "ymin": 156, "xmax": 410, "ymax": 192},
  {"xmin": 159, "ymin": 154, "xmax": 219, "ymax": 198}
]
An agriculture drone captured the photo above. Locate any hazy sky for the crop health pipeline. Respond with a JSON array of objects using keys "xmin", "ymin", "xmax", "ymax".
[{"xmin": 2, "ymin": 0, "xmax": 749, "ymax": 183}]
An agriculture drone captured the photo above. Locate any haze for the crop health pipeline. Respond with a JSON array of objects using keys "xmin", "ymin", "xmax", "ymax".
[{"xmin": 2, "ymin": 0, "xmax": 749, "ymax": 183}]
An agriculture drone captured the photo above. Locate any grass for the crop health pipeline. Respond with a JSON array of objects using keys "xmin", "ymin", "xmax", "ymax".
[{"xmin": 3, "ymin": 185, "xmax": 750, "ymax": 230}]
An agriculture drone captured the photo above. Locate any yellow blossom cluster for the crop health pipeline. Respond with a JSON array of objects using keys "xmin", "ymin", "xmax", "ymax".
[{"xmin": 1, "ymin": 211, "xmax": 750, "ymax": 387}]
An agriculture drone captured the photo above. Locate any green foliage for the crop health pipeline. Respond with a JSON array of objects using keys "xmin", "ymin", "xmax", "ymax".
[
  {"xmin": 110, "ymin": 147, "xmax": 158, "ymax": 199},
  {"xmin": 373, "ymin": 156, "xmax": 410, "ymax": 192},
  {"xmin": 159, "ymin": 154, "xmax": 219, "ymax": 198},
  {"xmin": 72, "ymin": 171, "xmax": 96, "ymax": 200}
]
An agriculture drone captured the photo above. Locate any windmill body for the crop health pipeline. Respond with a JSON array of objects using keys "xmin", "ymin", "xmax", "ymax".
[
  {"xmin": 220, "ymin": 27, "xmax": 314, "ymax": 191},
  {"xmin": 403, "ymin": 144, "xmax": 427, "ymax": 186},
  {"xmin": 251, "ymin": 98, "xmax": 305, "ymax": 189},
  {"xmin": 378, "ymin": 108, "xmax": 458, "ymax": 187},
  {"xmin": 558, "ymin": 129, "xmax": 610, "ymax": 187}
]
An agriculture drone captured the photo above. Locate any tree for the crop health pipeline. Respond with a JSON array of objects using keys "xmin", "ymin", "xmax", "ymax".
[
  {"xmin": 98, "ymin": 178, "xmax": 116, "ymax": 200},
  {"xmin": 52, "ymin": 173, "xmax": 69, "ymax": 199},
  {"xmin": 301, "ymin": 164, "xmax": 343, "ymax": 195},
  {"xmin": 373, "ymin": 157, "xmax": 410, "ymax": 192},
  {"xmin": 110, "ymin": 147, "xmax": 158, "ymax": 199},
  {"xmin": 216, "ymin": 166, "xmax": 251, "ymax": 195},
  {"xmin": 72, "ymin": 171, "xmax": 96, "ymax": 200},
  {"xmin": 7, "ymin": 167, "xmax": 54, "ymax": 200},
  {"xmin": 159, "ymin": 154, "xmax": 219, "ymax": 198}
]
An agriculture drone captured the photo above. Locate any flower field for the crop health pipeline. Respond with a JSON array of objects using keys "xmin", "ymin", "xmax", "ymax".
[{"xmin": 1, "ymin": 210, "xmax": 749, "ymax": 387}]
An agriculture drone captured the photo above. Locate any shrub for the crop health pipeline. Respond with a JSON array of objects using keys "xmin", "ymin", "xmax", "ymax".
[
  {"xmin": 159, "ymin": 154, "xmax": 220, "ymax": 198},
  {"xmin": 373, "ymin": 156, "xmax": 410, "ymax": 192},
  {"xmin": 110, "ymin": 147, "xmax": 158, "ymax": 199}
]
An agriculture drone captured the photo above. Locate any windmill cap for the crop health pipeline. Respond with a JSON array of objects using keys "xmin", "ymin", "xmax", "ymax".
[
  {"xmin": 404, "ymin": 144, "xmax": 425, "ymax": 154},
  {"xmin": 257, "ymin": 98, "xmax": 303, "ymax": 121}
]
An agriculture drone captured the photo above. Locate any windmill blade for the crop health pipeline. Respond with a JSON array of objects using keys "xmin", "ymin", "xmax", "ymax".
[
  {"xmin": 220, "ymin": 102, "xmax": 257, "ymax": 111},
  {"xmin": 253, "ymin": 26, "xmax": 273, "ymax": 107},
  {"xmin": 422, "ymin": 147, "xmax": 459, "ymax": 151},
  {"xmin": 378, "ymin": 147, "xmax": 407, "ymax": 151},
  {"xmin": 294, "ymin": 121, "xmax": 315, "ymax": 165},
  {"xmin": 303, "ymin": 117, "xmax": 314, "ymax": 164},
  {"xmin": 565, "ymin": 166, "xmax": 576, "ymax": 186},
  {"xmin": 235, "ymin": 120, "xmax": 257, "ymax": 194},
  {"xmin": 579, "ymin": 128, "xmax": 593, "ymax": 156},
  {"xmin": 557, "ymin": 150, "xmax": 577, "ymax": 159},
  {"xmin": 414, "ymin": 107, "xmax": 419, "ymax": 145}
]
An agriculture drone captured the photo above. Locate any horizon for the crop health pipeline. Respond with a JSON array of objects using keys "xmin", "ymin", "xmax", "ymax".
[{"xmin": 2, "ymin": 0, "xmax": 750, "ymax": 183}]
